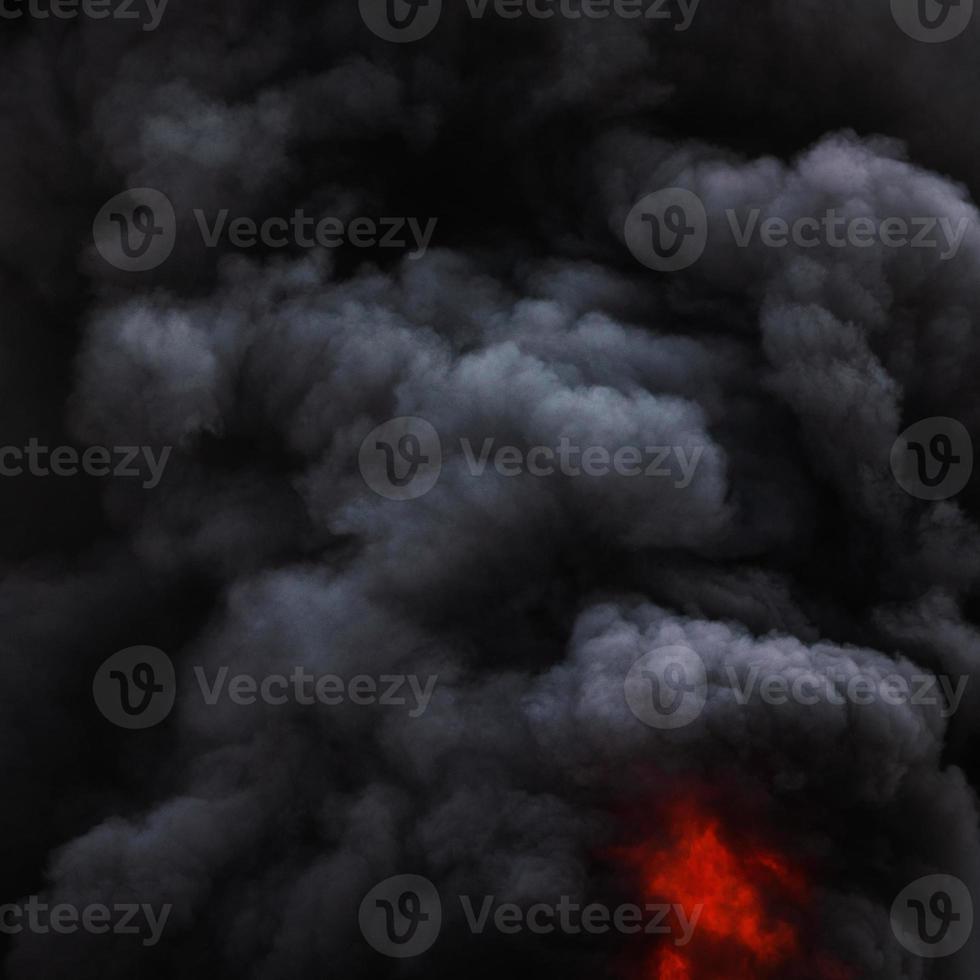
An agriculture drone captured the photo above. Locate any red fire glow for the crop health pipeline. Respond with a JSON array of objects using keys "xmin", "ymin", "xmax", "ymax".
[
  {"xmin": 656, "ymin": 948, "xmax": 691, "ymax": 980},
  {"xmin": 615, "ymin": 797, "xmax": 853, "ymax": 980}
]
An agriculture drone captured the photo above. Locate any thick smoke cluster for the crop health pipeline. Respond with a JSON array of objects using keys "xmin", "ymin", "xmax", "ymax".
[{"xmin": 1, "ymin": 1, "xmax": 979, "ymax": 978}]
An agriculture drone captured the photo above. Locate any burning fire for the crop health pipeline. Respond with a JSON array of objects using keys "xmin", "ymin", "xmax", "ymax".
[{"xmin": 614, "ymin": 796, "xmax": 853, "ymax": 980}]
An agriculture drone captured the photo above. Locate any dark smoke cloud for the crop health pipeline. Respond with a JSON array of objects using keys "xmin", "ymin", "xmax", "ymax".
[{"xmin": 1, "ymin": 1, "xmax": 979, "ymax": 978}]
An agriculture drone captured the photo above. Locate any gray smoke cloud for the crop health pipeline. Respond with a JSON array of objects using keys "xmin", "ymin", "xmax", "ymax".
[{"xmin": 1, "ymin": 1, "xmax": 979, "ymax": 978}]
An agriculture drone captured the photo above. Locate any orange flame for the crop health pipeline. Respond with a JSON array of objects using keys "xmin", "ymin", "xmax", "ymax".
[{"xmin": 614, "ymin": 797, "xmax": 853, "ymax": 980}]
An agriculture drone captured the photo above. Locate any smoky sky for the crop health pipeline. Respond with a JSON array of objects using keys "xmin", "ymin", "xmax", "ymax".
[{"xmin": 1, "ymin": 0, "xmax": 980, "ymax": 977}]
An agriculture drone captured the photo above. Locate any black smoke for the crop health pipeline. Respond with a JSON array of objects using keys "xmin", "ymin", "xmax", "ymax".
[{"xmin": 1, "ymin": 1, "xmax": 979, "ymax": 978}]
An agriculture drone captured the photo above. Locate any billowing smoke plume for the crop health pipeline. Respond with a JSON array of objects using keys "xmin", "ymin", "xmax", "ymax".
[{"xmin": 1, "ymin": 1, "xmax": 979, "ymax": 978}]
